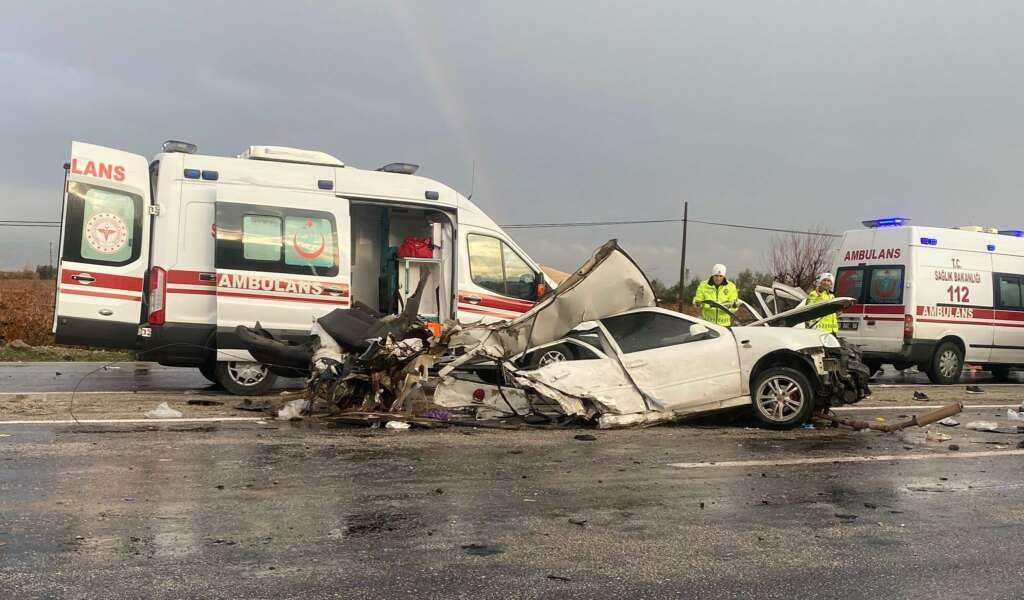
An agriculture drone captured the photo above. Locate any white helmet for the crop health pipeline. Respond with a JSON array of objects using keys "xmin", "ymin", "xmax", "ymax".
[
  {"xmin": 817, "ymin": 272, "xmax": 834, "ymax": 285},
  {"xmin": 712, "ymin": 264, "xmax": 727, "ymax": 277}
]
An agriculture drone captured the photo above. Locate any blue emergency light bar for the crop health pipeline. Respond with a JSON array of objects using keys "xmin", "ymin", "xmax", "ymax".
[
  {"xmin": 987, "ymin": 244, "xmax": 997, "ymax": 251},
  {"xmin": 862, "ymin": 217, "xmax": 909, "ymax": 228},
  {"xmin": 920, "ymin": 237, "xmax": 937, "ymax": 245},
  {"xmin": 999, "ymin": 229, "xmax": 1024, "ymax": 237}
]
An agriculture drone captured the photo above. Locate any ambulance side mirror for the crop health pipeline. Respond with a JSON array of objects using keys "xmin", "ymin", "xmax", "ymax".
[{"xmin": 534, "ymin": 271, "xmax": 548, "ymax": 300}]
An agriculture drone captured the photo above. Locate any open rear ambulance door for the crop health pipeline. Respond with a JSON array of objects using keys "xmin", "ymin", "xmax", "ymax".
[
  {"xmin": 53, "ymin": 142, "xmax": 152, "ymax": 349},
  {"xmin": 214, "ymin": 183, "xmax": 350, "ymax": 365}
]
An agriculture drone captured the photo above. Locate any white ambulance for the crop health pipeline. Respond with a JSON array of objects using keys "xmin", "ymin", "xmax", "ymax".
[
  {"xmin": 53, "ymin": 141, "xmax": 550, "ymax": 394},
  {"xmin": 832, "ymin": 217, "xmax": 1024, "ymax": 384}
]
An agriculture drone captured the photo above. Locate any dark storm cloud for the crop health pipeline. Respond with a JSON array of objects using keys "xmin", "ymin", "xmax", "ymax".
[{"xmin": 3, "ymin": 1, "xmax": 1024, "ymax": 281}]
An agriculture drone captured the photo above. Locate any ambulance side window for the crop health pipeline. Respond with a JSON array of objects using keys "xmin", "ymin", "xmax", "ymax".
[
  {"xmin": 996, "ymin": 274, "xmax": 1023, "ymax": 310},
  {"xmin": 217, "ymin": 203, "xmax": 339, "ymax": 277},
  {"xmin": 62, "ymin": 181, "xmax": 143, "ymax": 266},
  {"xmin": 868, "ymin": 267, "xmax": 904, "ymax": 304},
  {"xmin": 467, "ymin": 234, "xmax": 539, "ymax": 300},
  {"xmin": 835, "ymin": 268, "xmax": 865, "ymax": 301}
]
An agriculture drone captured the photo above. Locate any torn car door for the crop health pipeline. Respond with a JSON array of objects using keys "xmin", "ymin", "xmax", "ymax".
[
  {"xmin": 747, "ymin": 298, "xmax": 854, "ymax": 328},
  {"xmin": 599, "ymin": 309, "xmax": 742, "ymax": 410}
]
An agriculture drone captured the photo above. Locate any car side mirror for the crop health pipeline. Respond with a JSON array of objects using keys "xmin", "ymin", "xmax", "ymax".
[{"xmin": 689, "ymin": 323, "xmax": 709, "ymax": 338}]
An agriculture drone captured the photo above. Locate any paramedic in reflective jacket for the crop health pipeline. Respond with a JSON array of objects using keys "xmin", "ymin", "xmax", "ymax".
[
  {"xmin": 693, "ymin": 264, "xmax": 739, "ymax": 326},
  {"xmin": 806, "ymin": 272, "xmax": 839, "ymax": 334}
]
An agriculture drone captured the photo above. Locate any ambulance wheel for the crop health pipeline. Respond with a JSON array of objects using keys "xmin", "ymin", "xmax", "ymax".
[
  {"xmin": 528, "ymin": 344, "xmax": 574, "ymax": 369},
  {"xmin": 198, "ymin": 362, "xmax": 219, "ymax": 385},
  {"xmin": 926, "ymin": 342, "xmax": 963, "ymax": 385},
  {"xmin": 215, "ymin": 361, "xmax": 277, "ymax": 396},
  {"xmin": 751, "ymin": 367, "xmax": 815, "ymax": 429}
]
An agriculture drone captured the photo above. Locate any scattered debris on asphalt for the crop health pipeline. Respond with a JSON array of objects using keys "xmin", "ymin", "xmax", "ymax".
[
  {"xmin": 938, "ymin": 417, "xmax": 960, "ymax": 427},
  {"xmin": 144, "ymin": 402, "xmax": 182, "ymax": 419},
  {"xmin": 817, "ymin": 402, "xmax": 963, "ymax": 433},
  {"xmin": 925, "ymin": 430, "xmax": 952, "ymax": 443},
  {"xmin": 186, "ymin": 399, "xmax": 224, "ymax": 406},
  {"xmin": 965, "ymin": 421, "xmax": 999, "ymax": 432}
]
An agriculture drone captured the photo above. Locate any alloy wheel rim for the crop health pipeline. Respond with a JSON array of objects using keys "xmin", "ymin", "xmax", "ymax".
[
  {"xmin": 228, "ymin": 362, "xmax": 268, "ymax": 386},
  {"xmin": 756, "ymin": 375, "xmax": 804, "ymax": 422},
  {"xmin": 938, "ymin": 350, "xmax": 959, "ymax": 378},
  {"xmin": 538, "ymin": 350, "xmax": 568, "ymax": 367}
]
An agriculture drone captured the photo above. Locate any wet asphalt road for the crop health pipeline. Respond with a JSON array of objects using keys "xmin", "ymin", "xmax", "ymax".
[
  {"xmin": 3, "ymin": 404, "xmax": 1024, "ymax": 599},
  {"xmin": 0, "ymin": 361, "xmax": 1018, "ymax": 394},
  {"xmin": 0, "ymin": 362, "xmax": 302, "ymax": 393}
]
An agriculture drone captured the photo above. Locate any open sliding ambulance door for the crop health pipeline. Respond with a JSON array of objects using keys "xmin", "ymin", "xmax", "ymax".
[
  {"xmin": 54, "ymin": 142, "xmax": 152, "ymax": 349},
  {"xmin": 213, "ymin": 184, "xmax": 351, "ymax": 369}
]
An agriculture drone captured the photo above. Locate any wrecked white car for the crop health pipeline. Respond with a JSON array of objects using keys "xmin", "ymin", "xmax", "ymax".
[{"xmin": 445, "ymin": 240, "xmax": 870, "ymax": 429}]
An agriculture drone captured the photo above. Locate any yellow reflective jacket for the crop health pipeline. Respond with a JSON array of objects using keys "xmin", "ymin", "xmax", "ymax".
[
  {"xmin": 806, "ymin": 289, "xmax": 838, "ymax": 333},
  {"xmin": 693, "ymin": 279, "xmax": 738, "ymax": 326}
]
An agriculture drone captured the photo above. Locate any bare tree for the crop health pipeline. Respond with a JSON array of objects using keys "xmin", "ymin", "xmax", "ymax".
[{"xmin": 766, "ymin": 225, "xmax": 835, "ymax": 290}]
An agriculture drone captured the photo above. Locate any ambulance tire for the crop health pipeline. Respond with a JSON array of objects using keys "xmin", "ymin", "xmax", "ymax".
[
  {"xmin": 198, "ymin": 362, "xmax": 220, "ymax": 385},
  {"xmin": 926, "ymin": 342, "xmax": 963, "ymax": 385},
  {"xmin": 528, "ymin": 344, "xmax": 574, "ymax": 369},
  {"xmin": 215, "ymin": 361, "xmax": 277, "ymax": 396}
]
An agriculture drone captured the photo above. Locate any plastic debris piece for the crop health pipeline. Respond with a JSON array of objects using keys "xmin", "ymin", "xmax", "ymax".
[
  {"xmin": 144, "ymin": 402, "xmax": 183, "ymax": 419},
  {"xmin": 938, "ymin": 417, "xmax": 959, "ymax": 427},
  {"xmin": 801, "ymin": 422, "xmax": 815, "ymax": 429},
  {"xmin": 385, "ymin": 421, "xmax": 411, "ymax": 430},
  {"xmin": 1006, "ymin": 409, "xmax": 1024, "ymax": 421},
  {"xmin": 874, "ymin": 417, "xmax": 886, "ymax": 422},
  {"xmin": 925, "ymin": 430, "xmax": 951, "ymax": 442},
  {"xmin": 965, "ymin": 421, "xmax": 998, "ymax": 431},
  {"xmin": 277, "ymin": 399, "xmax": 310, "ymax": 420}
]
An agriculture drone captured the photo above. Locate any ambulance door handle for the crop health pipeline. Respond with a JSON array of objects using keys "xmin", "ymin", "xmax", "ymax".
[
  {"xmin": 199, "ymin": 272, "xmax": 216, "ymax": 282},
  {"xmin": 464, "ymin": 295, "xmax": 482, "ymax": 305},
  {"xmin": 99, "ymin": 309, "xmax": 113, "ymax": 316},
  {"xmin": 71, "ymin": 273, "xmax": 95, "ymax": 284},
  {"xmin": 866, "ymin": 321, "xmax": 876, "ymax": 326}
]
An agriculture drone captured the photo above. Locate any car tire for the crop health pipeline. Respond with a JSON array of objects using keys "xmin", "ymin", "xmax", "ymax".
[
  {"xmin": 864, "ymin": 360, "xmax": 883, "ymax": 377},
  {"xmin": 528, "ymin": 344, "xmax": 574, "ymax": 369},
  {"xmin": 990, "ymin": 366, "xmax": 1013, "ymax": 382},
  {"xmin": 751, "ymin": 366, "xmax": 816, "ymax": 429},
  {"xmin": 198, "ymin": 361, "xmax": 219, "ymax": 385},
  {"xmin": 215, "ymin": 361, "xmax": 277, "ymax": 396},
  {"xmin": 926, "ymin": 342, "xmax": 963, "ymax": 385}
]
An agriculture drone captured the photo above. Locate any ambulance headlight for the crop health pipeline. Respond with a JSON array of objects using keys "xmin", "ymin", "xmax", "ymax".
[{"xmin": 820, "ymin": 333, "xmax": 841, "ymax": 349}]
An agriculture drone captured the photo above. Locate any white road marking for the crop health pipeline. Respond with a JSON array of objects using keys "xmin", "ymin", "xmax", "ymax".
[
  {"xmin": 0, "ymin": 417, "xmax": 262, "ymax": 425},
  {"xmin": 832, "ymin": 404, "xmax": 1019, "ymax": 411},
  {"xmin": 668, "ymin": 449, "xmax": 1024, "ymax": 470}
]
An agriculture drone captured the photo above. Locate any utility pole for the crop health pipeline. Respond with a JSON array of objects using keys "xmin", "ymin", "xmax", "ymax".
[
  {"xmin": 677, "ymin": 201, "xmax": 688, "ymax": 308},
  {"xmin": 48, "ymin": 241, "xmax": 53, "ymax": 268}
]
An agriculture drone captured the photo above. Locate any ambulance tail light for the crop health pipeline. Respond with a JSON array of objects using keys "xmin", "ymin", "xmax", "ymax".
[
  {"xmin": 903, "ymin": 314, "xmax": 914, "ymax": 340},
  {"xmin": 148, "ymin": 267, "xmax": 167, "ymax": 326},
  {"xmin": 862, "ymin": 217, "xmax": 909, "ymax": 228}
]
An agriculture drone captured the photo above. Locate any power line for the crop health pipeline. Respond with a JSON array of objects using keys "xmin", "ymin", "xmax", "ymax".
[{"xmin": 501, "ymin": 217, "xmax": 839, "ymax": 238}]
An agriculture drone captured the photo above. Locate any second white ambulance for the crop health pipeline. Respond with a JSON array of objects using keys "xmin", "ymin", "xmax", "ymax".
[{"xmin": 833, "ymin": 217, "xmax": 1024, "ymax": 384}]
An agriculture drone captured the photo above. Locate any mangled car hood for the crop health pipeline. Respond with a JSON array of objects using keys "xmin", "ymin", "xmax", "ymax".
[
  {"xmin": 448, "ymin": 240, "xmax": 655, "ymax": 360},
  {"xmin": 748, "ymin": 297, "xmax": 855, "ymax": 327}
]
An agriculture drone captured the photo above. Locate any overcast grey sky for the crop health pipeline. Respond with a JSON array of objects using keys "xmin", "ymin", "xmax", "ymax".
[{"xmin": 3, "ymin": 1, "xmax": 1023, "ymax": 282}]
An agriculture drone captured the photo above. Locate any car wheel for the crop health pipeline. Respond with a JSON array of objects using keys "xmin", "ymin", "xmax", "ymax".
[
  {"xmin": 864, "ymin": 360, "xmax": 883, "ymax": 377},
  {"xmin": 215, "ymin": 361, "xmax": 277, "ymax": 396},
  {"xmin": 990, "ymin": 366, "xmax": 1013, "ymax": 382},
  {"xmin": 198, "ymin": 361, "xmax": 219, "ymax": 385},
  {"xmin": 751, "ymin": 366, "xmax": 816, "ymax": 429},
  {"xmin": 528, "ymin": 344, "xmax": 573, "ymax": 369},
  {"xmin": 926, "ymin": 342, "xmax": 963, "ymax": 385}
]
